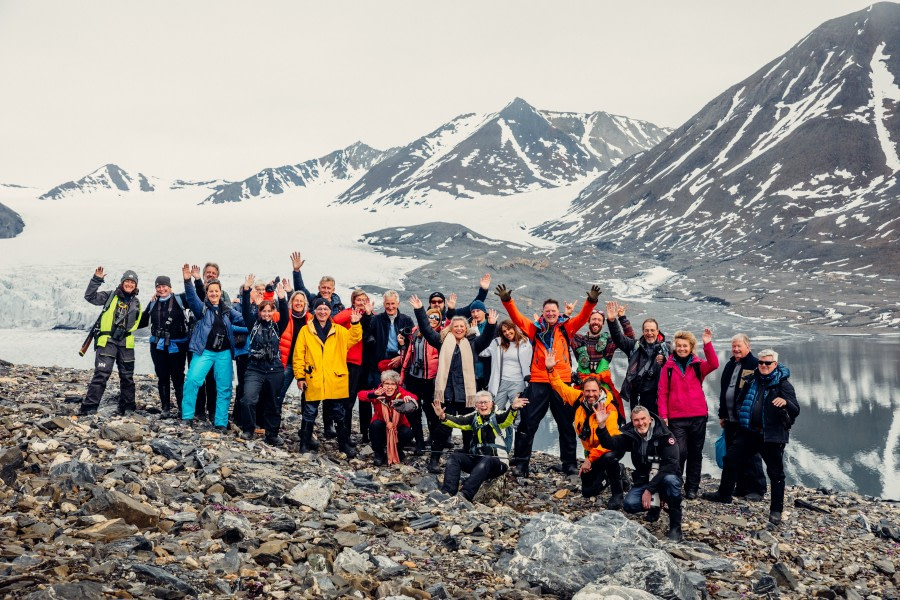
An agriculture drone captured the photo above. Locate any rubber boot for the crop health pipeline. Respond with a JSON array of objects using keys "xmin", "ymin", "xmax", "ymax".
[
  {"xmin": 323, "ymin": 417, "xmax": 337, "ymax": 439},
  {"xmin": 666, "ymin": 497, "xmax": 684, "ymax": 542},
  {"xmin": 298, "ymin": 421, "xmax": 315, "ymax": 454},
  {"xmin": 606, "ymin": 463, "xmax": 625, "ymax": 510},
  {"xmin": 337, "ymin": 421, "xmax": 357, "ymax": 459}
]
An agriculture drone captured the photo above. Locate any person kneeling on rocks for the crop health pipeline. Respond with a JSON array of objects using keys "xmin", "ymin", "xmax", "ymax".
[
  {"xmin": 357, "ymin": 370, "xmax": 418, "ymax": 466},
  {"xmin": 544, "ymin": 354, "xmax": 626, "ymax": 509},
  {"xmin": 594, "ymin": 404, "xmax": 684, "ymax": 541},
  {"xmin": 434, "ymin": 391, "xmax": 527, "ymax": 502}
]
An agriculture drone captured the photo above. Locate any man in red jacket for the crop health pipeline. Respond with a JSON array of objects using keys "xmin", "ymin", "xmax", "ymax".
[{"xmin": 495, "ymin": 283, "xmax": 602, "ymax": 477}]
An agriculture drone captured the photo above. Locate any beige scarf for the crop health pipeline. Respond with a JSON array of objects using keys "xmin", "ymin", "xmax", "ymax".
[{"xmin": 434, "ymin": 331, "xmax": 477, "ymax": 407}]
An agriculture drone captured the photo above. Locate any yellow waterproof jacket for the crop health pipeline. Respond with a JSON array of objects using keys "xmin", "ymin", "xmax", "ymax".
[
  {"xmin": 293, "ymin": 319, "xmax": 362, "ymax": 401},
  {"xmin": 547, "ymin": 367, "xmax": 620, "ymax": 462}
]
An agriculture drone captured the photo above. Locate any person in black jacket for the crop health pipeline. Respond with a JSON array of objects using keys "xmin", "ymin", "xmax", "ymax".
[
  {"xmin": 703, "ymin": 349, "xmax": 800, "ymax": 526},
  {"xmin": 138, "ymin": 275, "xmax": 190, "ymax": 417},
  {"xmin": 237, "ymin": 274, "xmax": 289, "ymax": 446},
  {"xmin": 428, "ymin": 273, "xmax": 491, "ymax": 320},
  {"xmin": 717, "ymin": 334, "xmax": 766, "ymax": 500},
  {"xmin": 607, "ymin": 313, "xmax": 670, "ymax": 417},
  {"xmin": 595, "ymin": 404, "xmax": 684, "ymax": 541},
  {"xmin": 434, "ymin": 390, "xmax": 528, "ymax": 501},
  {"xmin": 409, "ymin": 295, "xmax": 497, "ymax": 473}
]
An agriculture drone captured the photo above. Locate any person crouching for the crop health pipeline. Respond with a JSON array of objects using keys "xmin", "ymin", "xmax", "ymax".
[
  {"xmin": 434, "ymin": 391, "xmax": 528, "ymax": 502},
  {"xmin": 357, "ymin": 370, "xmax": 418, "ymax": 466}
]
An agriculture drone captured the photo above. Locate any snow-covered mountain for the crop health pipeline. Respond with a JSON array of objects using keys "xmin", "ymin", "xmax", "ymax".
[
  {"xmin": 39, "ymin": 164, "xmax": 160, "ymax": 200},
  {"xmin": 200, "ymin": 142, "xmax": 395, "ymax": 204},
  {"xmin": 537, "ymin": 2, "xmax": 900, "ymax": 277},
  {"xmin": 337, "ymin": 98, "xmax": 668, "ymax": 207}
]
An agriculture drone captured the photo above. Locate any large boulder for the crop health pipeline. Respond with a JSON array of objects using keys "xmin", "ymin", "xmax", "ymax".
[
  {"xmin": 504, "ymin": 511, "xmax": 699, "ymax": 600},
  {"xmin": 284, "ymin": 478, "xmax": 333, "ymax": 511},
  {"xmin": 83, "ymin": 489, "xmax": 160, "ymax": 528}
]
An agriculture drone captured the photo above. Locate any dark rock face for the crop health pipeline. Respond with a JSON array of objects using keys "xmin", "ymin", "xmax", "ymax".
[
  {"xmin": 538, "ymin": 3, "xmax": 900, "ymax": 282},
  {"xmin": 201, "ymin": 141, "xmax": 395, "ymax": 204},
  {"xmin": 0, "ymin": 202, "xmax": 24, "ymax": 238},
  {"xmin": 504, "ymin": 512, "xmax": 700, "ymax": 599}
]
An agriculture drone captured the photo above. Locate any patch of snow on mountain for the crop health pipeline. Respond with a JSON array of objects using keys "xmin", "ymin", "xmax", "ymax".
[{"xmin": 870, "ymin": 42, "xmax": 900, "ymax": 172}]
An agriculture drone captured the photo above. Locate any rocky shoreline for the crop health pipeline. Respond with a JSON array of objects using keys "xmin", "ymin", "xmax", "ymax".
[{"xmin": 1, "ymin": 361, "xmax": 899, "ymax": 599}]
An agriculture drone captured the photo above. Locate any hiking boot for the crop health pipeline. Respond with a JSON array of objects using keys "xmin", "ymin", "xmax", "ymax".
[
  {"xmin": 685, "ymin": 489, "xmax": 698, "ymax": 500},
  {"xmin": 264, "ymin": 435, "xmax": 284, "ymax": 447},
  {"xmin": 238, "ymin": 429, "xmax": 255, "ymax": 441},
  {"xmin": 337, "ymin": 425, "xmax": 357, "ymax": 459},
  {"xmin": 744, "ymin": 492, "xmax": 764, "ymax": 502},
  {"xmin": 323, "ymin": 422, "xmax": 337, "ymax": 439},
  {"xmin": 512, "ymin": 462, "xmax": 530, "ymax": 478},
  {"xmin": 768, "ymin": 511, "xmax": 782, "ymax": 526},
  {"xmin": 666, "ymin": 524, "xmax": 684, "ymax": 542},
  {"xmin": 646, "ymin": 507, "xmax": 661, "ymax": 523},
  {"xmin": 701, "ymin": 491, "xmax": 733, "ymax": 504},
  {"xmin": 427, "ymin": 455, "xmax": 442, "ymax": 474},
  {"xmin": 373, "ymin": 453, "xmax": 387, "ymax": 467},
  {"xmin": 606, "ymin": 493, "xmax": 625, "ymax": 511}
]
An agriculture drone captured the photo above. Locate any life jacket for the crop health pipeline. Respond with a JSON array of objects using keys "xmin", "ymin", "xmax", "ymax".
[{"xmin": 470, "ymin": 412, "xmax": 513, "ymax": 458}]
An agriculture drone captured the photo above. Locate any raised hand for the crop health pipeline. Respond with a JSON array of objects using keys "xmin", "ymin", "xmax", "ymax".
[
  {"xmin": 182, "ymin": 264, "xmax": 191, "ymax": 280},
  {"xmin": 290, "ymin": 251, "xmax": 305, "ymax": 271},
  {"xmin": 276, "ymin": 280, "xmax": 286, "ymax": 299},
  {"xmin": 486, "ymin": 309, "xmax": 498, "ymax": 325},
  {"xmin": 587, "ymin": 285, "xmax": 602, "ymax": 303},
  {"xmin": 364, "ymin": 299, "xmax": 375, "ymax": 315},
  {"xmin": 545, "ymin": 353, "xmax": 558, "ymax": 371},
  {"xmin": 702, "ymin": 327, "xmax": 713, "ymax": 345},
  {"xmin": 593, "ymin": 401, "xmax": 609, "ymax": 425},
  {"xmin": 408, "ymin": 294, "xmax": 423, "ymax": 310},
  {"xmin": 480, "ymin": 273, "xmax": 492, "ymax": 290},
  {"xmin": 617, "ymin": 303, "xmax": 627, "ymax": 318},
  {"xmin": 564, "ymin": 301, "xmax": 576, "ymax": 316},
  {"xmin": 446, "ymin": 293, "xmax": 457, "ymax": 310},
  {"xmin": 432, "ymin": 398, "xmax": 446, "ymax": 421},
  {"xmin": 511, "ymin": 396, "xmax": 529, "ymax": 410},
  {"xmin": 605, "ymin": 301, "xmax": 617, "ymax": 322},
  {"xmin": 244, "ymin": 274, "xmax": 255, "ymax": 290},
  {"xmin": 94, "ymin": 266, "xmax": 105, "ymax": 279},
  {"xmin": 282, "ymin": 277, "xmax": 292, "ymax": 293},
  {"xmin": 494, "ymin": 284, "xmax": 511, "ymax": 302},
  {"xmin": 191, "ymin": 265, "xmax": 201, "ymax": 280},
  {"xmin": 350, "ymin": 307, "xmax": 363, "ymax": 323}
]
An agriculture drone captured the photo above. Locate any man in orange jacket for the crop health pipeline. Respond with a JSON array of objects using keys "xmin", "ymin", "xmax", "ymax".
[{"xmin": 495, "ymin": 283, "xmax": 601, "ymax": 477}]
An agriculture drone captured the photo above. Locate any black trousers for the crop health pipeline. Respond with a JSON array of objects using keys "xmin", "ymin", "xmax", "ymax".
[
  {"xmin": 629, "ymin": 387, "xmax": 659, "ymax": 418},
  {"xmin": 581, "ymin": 452, "xmax": 624, "ymax": 498},
  {"xmin": 441, "ymin": 454, "xmax": 508, "ymax": 501},
  {"xmin": 83, "ymin": 343, "xmax": 135, "ymax": 412},
  {"xmin": 330, "ymin": 363, "xmax": 365, "ymax": 435},
  {"xmin": 239, "ymin": 368, "xmax": 284, "ymax": 438},
  {"xmin": 369, "ymin": 419, "xmax": 413, "ymax": 457},
  {"xmin": 667, "ymin": 416, "xmax": 707, "ymax": 492},
  {"xmin": 149, "ymin": 343, "xmax": 186, "ymax": 413},
  {"xmin": 719, "ymin": 429, "xmax": 786, "ymax": 513},
  {"xmin": 430, "ymin": 402, "xmax": 473, "ymax": 459},
  {"xmin": 724, "ymin": 421, "xmax": 767, "ymax": 496},
  {"xmin": 514, "ymin": 382, "xmax": 577, "ymax": 468},
  {"xmin": 403, "ymin": 375, "xmax": 435, "ymax": 447}
]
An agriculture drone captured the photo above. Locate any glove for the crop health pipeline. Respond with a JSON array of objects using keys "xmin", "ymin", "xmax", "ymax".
[
  {"xmin": 494, "ymin": 284, "xmax": 512, "ymax": 303},
  {"xmin": 587, "ymin": 285, "xmax": 602, "ymax": 303}
]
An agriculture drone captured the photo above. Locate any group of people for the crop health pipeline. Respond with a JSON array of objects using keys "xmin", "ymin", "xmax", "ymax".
[{"xmin": 79, "ymin": 259, "xmax": 800, "ymax": 542}]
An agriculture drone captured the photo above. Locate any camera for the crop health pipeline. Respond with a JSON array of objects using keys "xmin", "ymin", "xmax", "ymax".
[
  {"xmin": 399, "ymin": 326, "xmax": 413, "ymax": 338},
  {"xmin": 211, "ymin": 333, "xmax": 225, "ymax": 350},
  {"xmin": 265, "ymin": 276, "xmax": 279, "ymax": 294}
]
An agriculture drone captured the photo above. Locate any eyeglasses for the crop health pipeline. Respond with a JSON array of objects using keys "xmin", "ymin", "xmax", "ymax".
[
  {"xmin": 758, "ymin": 360, "xmax": 776, "ymax": 366},
  {"xmin": 430, "ymin": 299, "xmax": 444, "ymax": 305},
  {"xmin": 428, "ymin": 315, "xmax": 441, "ymax": 321},
  {"xmin": 475, "ymin": 401, "xmax": 492, "ymax": 406}
]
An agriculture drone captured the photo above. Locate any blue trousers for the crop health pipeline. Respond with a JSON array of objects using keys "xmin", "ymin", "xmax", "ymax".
[
  {"xmin": 183, "ymin": 349, "xmax": 233, "ymax": 426},
  {"xmin": 623, "ymin": 473, "xmax": 682, "ymax": 514}
]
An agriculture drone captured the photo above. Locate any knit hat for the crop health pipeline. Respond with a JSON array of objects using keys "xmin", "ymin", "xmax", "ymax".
[
  {"xmin": 470, "ymin": 300, "xmax": 487, "ymax": 313},
  {"xmin": 428, "ymin": 291, "xmax": 446, "ymax": 303},
  {"xmin": 120, "ymin": 270, "xmax": 138, "ymax": 285},
  {"xmin": 310, "ymin": 297, "xmax": 330, "ymax": 310},
  {"xmin": 155, "ymin": 275, "xmax": 172, "ymax": 288}
]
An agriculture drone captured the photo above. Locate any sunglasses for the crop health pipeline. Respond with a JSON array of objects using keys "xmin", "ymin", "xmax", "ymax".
[
  {"xmin": 758, "ymin": 360, "xmax": 776, "ymax": 366},
  {"xmin": 428, "ymin": 315, "xmax": 441, "ymax": 321},
  {"xmin": 430, "ymin": 299, "xmax": 444, "ymax": 304}
]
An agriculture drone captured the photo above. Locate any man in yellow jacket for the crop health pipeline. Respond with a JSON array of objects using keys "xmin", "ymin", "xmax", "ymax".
[
  {"xmin": 294, "ymin": 297, "xmax": 363, "ymax": 457},
  {"xmin": 545, "ymin": 354, "xmax": 626, "ymax": 509}
]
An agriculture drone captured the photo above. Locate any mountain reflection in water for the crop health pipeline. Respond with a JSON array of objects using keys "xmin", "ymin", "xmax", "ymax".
[{"xmin": 532, "ymin": 336, "xmax": 900, "ymax": 498}]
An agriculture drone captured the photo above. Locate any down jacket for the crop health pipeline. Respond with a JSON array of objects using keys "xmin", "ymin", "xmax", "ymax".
[{"xmin": 657, "ymin": 341, "xmax": 719, "ymax": 421}]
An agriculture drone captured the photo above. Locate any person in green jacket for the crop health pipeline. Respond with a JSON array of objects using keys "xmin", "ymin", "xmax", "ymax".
[{"xmin": 80, "ymin": 266, "xmax": 143, "ymax": 416}]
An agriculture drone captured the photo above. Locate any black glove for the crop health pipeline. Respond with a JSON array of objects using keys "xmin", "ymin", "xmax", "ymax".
[
  {"xmin": 587, "ymin": 285, "xmax": 602, "ymax": 303},
  {"xmin": 495, "ymin": 284, "xmax": 512, "ymax": 303}
]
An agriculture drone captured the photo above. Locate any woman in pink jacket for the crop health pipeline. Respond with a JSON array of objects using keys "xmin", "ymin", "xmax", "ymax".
[{"xmin": 658, "ymin": 327, "xmax": 718, "ymax": 499}]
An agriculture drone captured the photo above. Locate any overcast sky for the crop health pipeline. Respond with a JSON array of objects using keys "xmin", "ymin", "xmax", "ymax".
[{"xmin": 0, "ymin": 0, "xmax": 879, "ymax": 187}]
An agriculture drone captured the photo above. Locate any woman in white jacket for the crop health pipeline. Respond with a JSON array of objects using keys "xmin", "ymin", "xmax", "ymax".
[{"xmin": 481, "ymin": 320, "xmax": 533, "ymax": 411}]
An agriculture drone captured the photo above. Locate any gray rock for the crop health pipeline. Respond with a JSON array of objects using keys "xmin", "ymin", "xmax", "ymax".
[
  {"xmin": 211, "ymin": 547, "xmax": 242, "ymax": 575},
  {"xmin": 372, "ymin": 554, "xmax": 407, "ymax": 577},
  {"xmin": 573, "ymin": 583, "xmax": 662, "ymax": 599},
  {"xmin": 149, "ymin": 438, "xmax": 184, "ymax": 461},
  {"xmin": 284, "ymin": 478, "xmax": 333, "ymax": 511},
  {"xmin": 216, "ymin": 512, "xmax": 253, "ymax": 543},
  {"xmin": 266, "ymin": 513, "xmax": 298, "ymax": 533},
  {"xmin": 504, "ymin": 511, "xmax": 697, "ymax": 599},
  {"xmin": 100, "ymin": 421, "xmax": 145, "ymax": 442},
  {"xmin": 25, "ymin": 581, "xmax": 106, "ymax": 600},
  {"xmin": 682, "ymin": 571, "xmax": 707, "ymax": 598},
  {"xmin": 409, "ymin": 514, "xmax": 440, "ymax": 530},
  {"xmin": 426, "ymin": 583, "xmax": 450, "ymax": 599},
  {"xmin": 333, "ymin": 547, "xmax": 374, "ymax": 575},
  {"xmin": 0, "ymin": 446, "xmax": 24, "ymax": 486},
  {"xmin": 875, "ymin": 558, "xmax": 896, "ymax": 575},
  {"xmin": 753, "ymin": 575, "xmax": 777, "ymax": 594},
  {"xmin": 97, "ymin": 535, "xmax": 153, "ymax": 558},
  {"xmin": 49, "ymin": 458, "xmax": 101, "ymax": 485},
  {"xmin": 83, "ymin": 489, "xmax": 160, "ymax": 528},
  {"xmin": 770, "ymin": 562, "xmax": 799, "ymax": 590},
  {"xmin": 132, "ymin": 563, "xmax": 198, "ymax": 596},
  {"xmin": 695, "ymin": 557, "xmax": 736, "ymax": 573}
]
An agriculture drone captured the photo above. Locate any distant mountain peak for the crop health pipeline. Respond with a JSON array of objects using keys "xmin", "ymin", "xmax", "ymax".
[{"xmin": 39, "ymin": 164, "xmax": 158, "ymax": 200}]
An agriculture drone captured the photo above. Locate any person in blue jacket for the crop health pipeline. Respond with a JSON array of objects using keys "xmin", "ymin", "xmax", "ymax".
[{"xmin": 180, "ymin": 263, "xmax": 245, "ymax": 430}]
